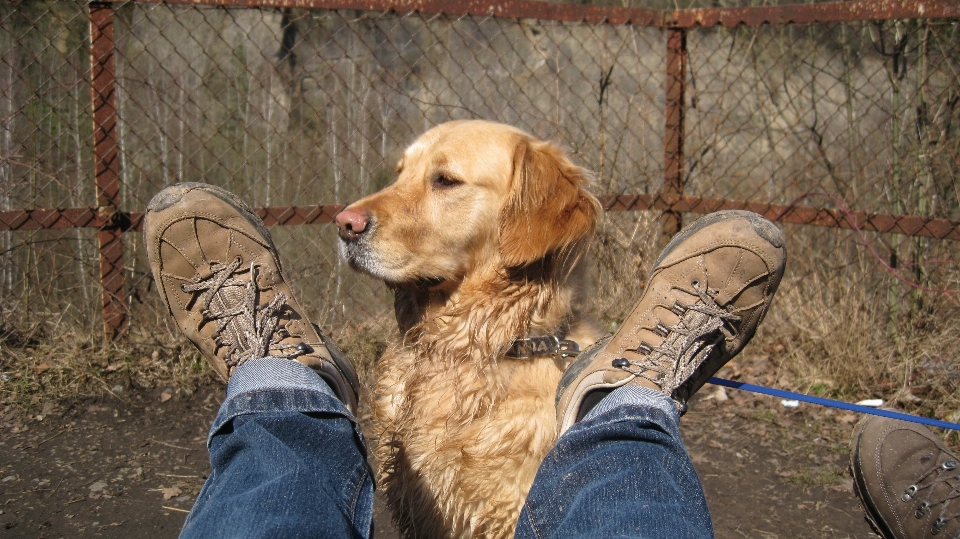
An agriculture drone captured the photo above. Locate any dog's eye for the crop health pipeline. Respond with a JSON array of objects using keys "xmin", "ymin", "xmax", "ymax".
[{"xmin": 432, "ymin": 174, "xmax": 461, "ymax": 189}]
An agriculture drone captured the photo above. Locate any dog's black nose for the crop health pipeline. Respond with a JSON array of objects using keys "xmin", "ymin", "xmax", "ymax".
[{"xmin": 335, "ymin": 207, "xmax": 369, "ymax": 242}]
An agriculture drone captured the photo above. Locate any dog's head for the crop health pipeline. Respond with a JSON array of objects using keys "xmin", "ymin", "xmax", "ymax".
[{"xmin": 336, "ymin": 120, "xmax": 600, "ymax": 286}]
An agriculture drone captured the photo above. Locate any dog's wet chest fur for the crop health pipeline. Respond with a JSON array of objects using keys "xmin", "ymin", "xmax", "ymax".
[{"xmin": 372, "ymin": 270, "xmax": 601, "ymax": 538}]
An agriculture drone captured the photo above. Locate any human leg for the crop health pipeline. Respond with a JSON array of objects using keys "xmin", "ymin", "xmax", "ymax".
[
  {"xmin": 517, "ymin": 386, "xmax": 710, "ymax": 539},
  {"xmin": 520, "ymin": 211, "xmax": 787, "ymax": 539},
  {"xmin": 181, "ymin": 358, "xmax": 373, "ymax": 539},
  {"xmin": 144, "ymin": 183, "xmax": 371, "ymax": 539}
]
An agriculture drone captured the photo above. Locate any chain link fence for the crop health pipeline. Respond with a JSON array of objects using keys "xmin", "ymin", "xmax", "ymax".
[
  {"xmin": 1, "ymin": 3, "xmax": 100, "ymax": 338},
  {"xmin": 681, "ymin": 17, "xmax": 960, "ymax": 407},
  {"xmin": 110, "ymin": 3, "xmax": 666, "ymax": 339},
  {"xmin": 2, "ymin": 0, "xmax": 960, "ymax": 407}
]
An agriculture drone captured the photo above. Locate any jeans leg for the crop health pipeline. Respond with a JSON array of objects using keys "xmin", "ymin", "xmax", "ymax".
[
  {"xmin": 516, "ymin": 386, "xmax": 713, "ymax": 539},
  {"xmin": 180, "ymin": 358, "xmax": 374, "ymax": 539}
]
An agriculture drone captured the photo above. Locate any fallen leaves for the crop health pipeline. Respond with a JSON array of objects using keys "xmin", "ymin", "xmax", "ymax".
[
  {"xmin": 159, "ymin": 486, "xmax": 181, "ymax": 500},
  {"xmin": 88, "ymin": 480, "xmax": 116, "ymax": 499},
  {"xmin": 88, "ymin": 481, "xmax": 108, "ymax": 493}
]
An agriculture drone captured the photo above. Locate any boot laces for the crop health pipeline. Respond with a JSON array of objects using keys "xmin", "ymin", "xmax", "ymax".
[
  {"xmin": 181, "ymin": 257, "xmax": 304, "ymax": 370},
  {"xmin": 901, "ymin": 457, "xmax": 960, "ymax": 536},
  {"xmin": 614, "ymin": 280, "xmax": 741, "ymax": 391}
]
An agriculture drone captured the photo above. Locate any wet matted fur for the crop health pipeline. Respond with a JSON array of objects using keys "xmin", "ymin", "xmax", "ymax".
[{"xmin": 338, "ymin": 120, "xmax": 604, "ymax": 538}]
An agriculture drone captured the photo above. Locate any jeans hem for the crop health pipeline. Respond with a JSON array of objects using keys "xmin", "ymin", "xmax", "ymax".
[{"xmin": 209, "ymin": 388, "xmax": 353, "ymax": 448}]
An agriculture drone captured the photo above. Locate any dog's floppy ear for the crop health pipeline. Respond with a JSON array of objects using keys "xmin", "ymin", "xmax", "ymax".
[{"xmin": 499, "ymin": 138, "xmax": 600, "ymax": 268}]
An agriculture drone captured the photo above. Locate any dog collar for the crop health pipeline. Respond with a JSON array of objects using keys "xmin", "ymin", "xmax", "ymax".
[{"xmin": 505, "ymin": 335, "xmax": 580, "ymax": 360}]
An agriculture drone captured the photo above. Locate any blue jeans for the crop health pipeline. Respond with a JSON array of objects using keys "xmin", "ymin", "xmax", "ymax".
[{"xmin": 180, "ymin": 358, "xmax": 713, "ymax": 539}]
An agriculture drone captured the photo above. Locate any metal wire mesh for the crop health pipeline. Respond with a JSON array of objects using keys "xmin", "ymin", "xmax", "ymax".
[
  {"xmin": 684, "ymin": 20, "xmax": 960, "ymax": 345},
  {"xmin": 2, "ymin": 1, "xmax": 668, "ymax": 338},
  {"xmin": 1, "ymin": 0, "xmax": 958, "ymax": 382},
  {"xmin": 686, "ymin": 21, "xmax": 960, "ymax": 218},
  {"xmin": 0, "ymin": 3, "xmax": 102, "ymax": 338},
  {"xmin": 111, "ymin": 6, "xmax": 665, "ymax": 206}
]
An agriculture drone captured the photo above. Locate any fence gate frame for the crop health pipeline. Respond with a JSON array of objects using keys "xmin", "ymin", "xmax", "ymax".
[{"xmin": 0, "ymin": 0, "xmax": 958, "ymax": 340}]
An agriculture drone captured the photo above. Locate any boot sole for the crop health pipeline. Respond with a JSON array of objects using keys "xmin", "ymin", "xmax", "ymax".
[
  {"xmin": 146, "ymin": 182, "xmax": 280, "ymax": 269},
  {"xmin": 849, "ymin": 417, "xmax": 900, "ymax": 539},
  {"xmin": 650, "ymin": 210, "xmax": 784, "ymax": 288}
]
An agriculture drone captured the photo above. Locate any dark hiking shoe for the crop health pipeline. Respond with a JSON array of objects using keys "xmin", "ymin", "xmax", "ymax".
[
  {"xmin": 851, "ymin": 414, "xmax": 960, "ymax": 538},
  {"xmin": 144, "ymin": 183, "xmax": 359, "ymax": 415},
  {"xmin": 556, "ymin": 210, "xmax": 786, "ymax": 433}
]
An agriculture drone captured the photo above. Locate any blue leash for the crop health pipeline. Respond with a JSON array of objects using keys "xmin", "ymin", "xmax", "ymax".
[{"xmin": 708, "ymin": 377, "xmax": 960, "ymax": 432}]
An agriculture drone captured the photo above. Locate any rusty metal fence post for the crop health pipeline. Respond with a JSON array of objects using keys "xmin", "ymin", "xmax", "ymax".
[
  {"xmin": 89, "ymin": 2, "xmax": 128, "ymax": 340},
  {"xmin": 662, "ymin": 27, "xmax": 686, "ymax": 245}
]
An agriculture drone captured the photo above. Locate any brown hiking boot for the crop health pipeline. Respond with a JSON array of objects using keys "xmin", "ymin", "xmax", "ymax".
[
  {"xmin": 851, "ymin": 414, "xmax": 960, "ymax": 538},
  {"xmin": 556, "ymin": 210, "xmax": 786, "ymax": 433},
  {"xmin": 144, "ymin": 183, "xmax": 359, "ymax": 415}
]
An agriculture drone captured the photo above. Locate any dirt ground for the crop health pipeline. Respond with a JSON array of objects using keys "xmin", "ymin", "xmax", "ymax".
[{"xmin": 0, "ymin": 381, "xmax": 877, "ymax": 539}]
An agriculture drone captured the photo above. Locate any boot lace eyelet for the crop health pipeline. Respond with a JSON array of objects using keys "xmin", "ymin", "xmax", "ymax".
[
  {"xmin": 942, "ymin": 460, "xmax": 957, "ymax": 470},
  {"xmin": 654, "ymin": 322, "xmax": 670, "ymax": 337},
  {"xmin": 902, "ymin": 485, "xmax": 917, "ymax": 501},
  {"xmin": 917, "ymin": 501, "xmax": 931, "ymax": 518}
]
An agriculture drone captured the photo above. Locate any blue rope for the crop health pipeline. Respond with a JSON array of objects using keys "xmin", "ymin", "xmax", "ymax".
[{"xmin": 707, "ymin": 377, "xmax": 960, "ymax": 432}]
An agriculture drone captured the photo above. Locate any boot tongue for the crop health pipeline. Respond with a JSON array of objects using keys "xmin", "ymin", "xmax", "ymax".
[
  {"xmin": 640, "ymin": 280, "xmax": 720, "ymax": 352},
  {"xmin": 189, "ymin": 261, "xmax": 291, "ymax": 368},
  {"xmin": 216, "ymin": 279, "xmax": 245, "ymax": 309},
  {"xmin": 616, "ymin": 283, "xmax": 737, "ymax": 393}
]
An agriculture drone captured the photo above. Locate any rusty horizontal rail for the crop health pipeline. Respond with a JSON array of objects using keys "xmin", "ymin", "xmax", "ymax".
[
  {"xmin": 256, "ymin": 204, "xmax": 344, "ymax": 226},
  {"xmin": 598, "ymin": 194, "xmax": 960, "ymax": 241},
  {"xmin": 0, "ymin": 205, "xmax": 342, "ymax": 231},
  {"xmin": 0, "ymin": 208, "xmax": 103, "ymax": 231},
  {"xmin": 108, "ymin": 0, "xmax": 960, "ymax": 25},
  {"xmin": 667, "ymin": 0, "xmax": 960, "ymax": 27},
  {"xmin": 4, "ymin": 197, "xmax": 959, "ymax": 241}
]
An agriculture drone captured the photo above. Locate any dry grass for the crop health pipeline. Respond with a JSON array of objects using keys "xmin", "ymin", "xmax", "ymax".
[
  {"xmin": 765, "ymin": 271, "xmax": 960, "ymax": 422},
  {"xmin": 0, "ymin": 320, "xmax": 391, "ymax": 412},
  {"xmin": 588, "ymin": 211, "xmax": 662, "ymax": 330},
  {"xmin": 0, "ymin": 324, "xmax": 213, "ymax": 410}
]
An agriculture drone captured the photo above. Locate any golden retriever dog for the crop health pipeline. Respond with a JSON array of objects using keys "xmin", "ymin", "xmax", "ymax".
[{"xmin": 335, "ymin": 120, "xmax": 604, "ymax": 539}]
